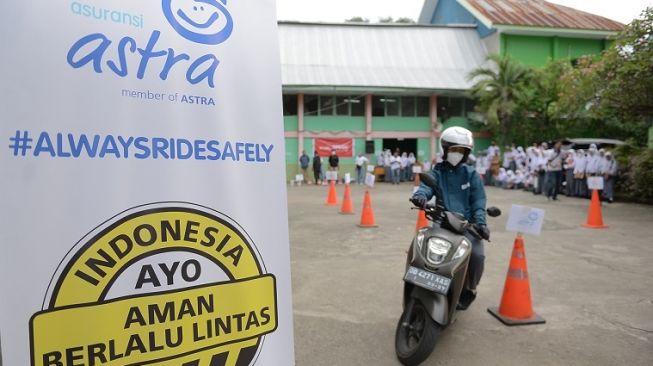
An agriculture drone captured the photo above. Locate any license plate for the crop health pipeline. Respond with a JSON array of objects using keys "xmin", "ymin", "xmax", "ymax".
[{"xmin": 404, "ymin": 266, "xmax": 451, "ymax": 294}]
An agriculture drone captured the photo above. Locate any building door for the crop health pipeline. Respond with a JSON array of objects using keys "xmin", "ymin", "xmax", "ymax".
[{"xmin": 382, "ymin": 138, "xmax": 417, "ymax": 155}]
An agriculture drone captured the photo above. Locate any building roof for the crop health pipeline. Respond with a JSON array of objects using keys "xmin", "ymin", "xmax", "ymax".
[
  {"xmin": 279, "ymin": 22, "xmax": 488, "ymax": 93},
  {"xmin": 458, "ymin": 0, "xmax": 623, "ymax": 32}
]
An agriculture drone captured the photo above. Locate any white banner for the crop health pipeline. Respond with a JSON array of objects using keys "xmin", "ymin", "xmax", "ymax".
[
  {"xmin": 0, "ymin": 1, "xmax": 294, "ymax": 366},
  {"xmin": 587, "ymin": 176, "xmax": 604, "ymax": 190},
  {"xmin": 506, "ymin": 205, "xmax": 545, "ymax": 236},
  {"xmin": 365, "ymin": 173, "xmax": 376, "ymax": 188}
]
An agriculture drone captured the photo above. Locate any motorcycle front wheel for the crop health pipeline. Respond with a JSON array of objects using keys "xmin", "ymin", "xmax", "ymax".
[{"xmin": 395, "ymin": 300, "xmax": 441, "ymax": 366}]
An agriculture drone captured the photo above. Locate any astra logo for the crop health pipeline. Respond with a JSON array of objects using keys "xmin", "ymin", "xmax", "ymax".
[
  {"xmin": 65, "ymin": 1, "xmax": 230, "ymax": 88},
  {"xmin": 162, "ymin": 0, "xmax": 233, "ymax": 45}
]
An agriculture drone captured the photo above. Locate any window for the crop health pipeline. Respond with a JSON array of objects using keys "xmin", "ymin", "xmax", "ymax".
[
  {"xmin": 463, "ymin": 98, "xmax": 475, "ymax": 116},
  {"xmin": 437, "ymin": 96, "xmax": 451, "ymax": 121},
  {"xmin": 449, "ymin": 97, "xmax": 464, "ymax": 117},
  {"xmin": 350, "ymin": 96, "xmax": 365, "ymax": 116},
  {"xmin": 415, "ymin": 97, "xmax": 429, "ymax": 117},
  {"xmin": 335, "ymin": 96, "xmax": 350, "ymax": 115},
  {"xmin": 319, "ymin": 96, "xmax": 334, "ymax": 115},
  {"xmin": 401, "ymin": 96, "xmax": 415, "ymax": 117},
  {"xmin": 383, "ymin": 97, "xmax": 399, "ymax": 116},
  {"xmin": 282, "ymin": 94, "xmax": 297, "ymax": 116},
  {"xmin": 372, "ymin": 96, "xmax": 384, "ymax": 116},
  {"xmin": 304, "ymin": 95, "xmax": 318, "ymax": 115}
]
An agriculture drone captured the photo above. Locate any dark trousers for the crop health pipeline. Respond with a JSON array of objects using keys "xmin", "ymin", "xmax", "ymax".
[
  {"xmin": 565, "ymin": 169, "xmax": 575, "ymax": 196},
  {"xmin": 464, "ymin": 232, "xmax": 485, "ymax": 290},
  {"xmin": 534, "ymin": 172, "xmax": 545, "ymax": 194},
  {"xmin": 546, "ymin": 170, "xmax": 562, "ymax": 199}
]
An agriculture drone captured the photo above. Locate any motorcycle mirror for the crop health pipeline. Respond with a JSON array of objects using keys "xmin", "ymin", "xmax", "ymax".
[
  {"xmin": 487, "ymin": 207, "xmax": 501, "ymax": 217},
  {"xmin": 418, "ymin": 173, "xmax": 437, "ymax": 190}
]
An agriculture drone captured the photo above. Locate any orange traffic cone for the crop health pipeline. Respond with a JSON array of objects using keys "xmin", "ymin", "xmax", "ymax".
[
  {"xmin": 415, "ymin": 210, "xmax": 429, "ymax": 232},
  {"xmin": 325, "ymin": 181, "xmax": 338, "ymax": 206},
  {"xmin": 357, "ymin": 190, "xmax": 378, "ymax": 228},
  {"xmin": 488, "ymin": 234, "xmax": 545, "ymax": 326},
  {"xmin": 340, "ymin": 184, "xmax": 354, "ymax": 214},
  {"xmin": 582, "ymin": 189, "xmax": 608, "ymax": 229}
]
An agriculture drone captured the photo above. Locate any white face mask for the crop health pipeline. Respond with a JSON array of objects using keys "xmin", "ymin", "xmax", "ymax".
[{"xmin": 447, "ymin": 152, "xmax": 464, "ymax": 166}]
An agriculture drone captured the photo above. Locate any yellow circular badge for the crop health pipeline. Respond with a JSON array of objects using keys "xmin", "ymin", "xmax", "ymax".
[{"xmin": 30, "ymin": 202, "xmax": 277, "ymax": 366}]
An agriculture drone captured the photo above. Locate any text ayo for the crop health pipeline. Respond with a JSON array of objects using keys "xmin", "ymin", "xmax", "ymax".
[
  {"xmin": 32, "ymin": 132, "xmax": 274, "ymax": 162},
  {"xmin": 67, "ymin": 31, "xmax": 218, "ymax": 88}
]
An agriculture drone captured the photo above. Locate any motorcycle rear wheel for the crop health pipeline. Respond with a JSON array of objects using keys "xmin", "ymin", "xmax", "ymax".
[{"xmin": 395, "ymin": 300, "xmax": 441, "ymax": 365}]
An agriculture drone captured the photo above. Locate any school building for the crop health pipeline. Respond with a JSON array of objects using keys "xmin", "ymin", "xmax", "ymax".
[{"xmin": 280, "ymin": 0, "xmax": 623, "ymax": 180}]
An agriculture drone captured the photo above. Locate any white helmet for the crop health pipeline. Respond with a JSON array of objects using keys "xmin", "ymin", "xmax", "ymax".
[{"xmin": 440, "ymin": 126, "xmax": 474, "ymax": 153}]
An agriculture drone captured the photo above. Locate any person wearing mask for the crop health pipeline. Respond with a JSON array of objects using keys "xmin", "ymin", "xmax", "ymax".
[
  {"xmin": 502, "ymin": 146, "xmax": 513, "ymax": 170},
  {"xmin": 328, "ymin": 149, "xmax": 339, "ymax": 183},
  {"xmin": 407, "ymin": 152, "xmax": 416, "ymax": 181},
  {"xmin": 585, "ymin": 144, "xmax": 601, "ymax": 198},
  {"xmin": 475, "ymin": 152, "xmax": 489, "ymax": 184},
  {"xmin": 531, "ymin": 148, "xmax": 546, "ymax": 195},
  {"xmin": 299, "ymin": 150, "xmax": 310, "ymax": 183},
  {"xmin": 602, "ymin": 152, "xmax": 618, "ymax": 203},
  {"xmin": 384, "ymin": 150, "xmax": 392, "ymax": 183},
  {"xmin": 573, "ymin": 149, "xmax": 587, "ymax": 197},
  {"xmin": 390, "ymin": 151, "xmax": 401, "ymax": 185},
  {"xmin": 312, "ymin": 150, "xmax": 322, "ymax": 186},
  {"xmin": 355, "ymin": 153, "xmax": 369, "ymax": 185},
  {"xmin": 487, "ymin": 141, "xmax": 500, "ymax": 159},
  {"xmin": 400, "ymin": 152, "xmax": 408, "ymax": 182},
  {"xmin": 410, "ymin": 126, "xmax": 489, "ymax": 310},
  {"xmin": 545, "ymin": 141, "xmax": 564, "ymax": 201},
  {"xmin": 564, "ymin": 149, "xmax": 576, "ymax": 196}
]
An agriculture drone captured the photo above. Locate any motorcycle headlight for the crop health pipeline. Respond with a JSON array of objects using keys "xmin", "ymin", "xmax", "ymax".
[
  {"xmin": 452, "ymin": 239, "xmax": 471, "ymax": 260},
  {"xmin": 426, "ymin": 238, "xmax": 452, "ymax": 265}
]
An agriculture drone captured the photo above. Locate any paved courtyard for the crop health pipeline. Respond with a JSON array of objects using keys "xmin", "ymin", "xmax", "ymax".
[{"xmin": 289, "ymin": 182, "xmax": 653, "ymax": 365}]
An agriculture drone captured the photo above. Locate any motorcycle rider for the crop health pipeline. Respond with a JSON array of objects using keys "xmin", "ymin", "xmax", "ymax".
[{"xmin": 410, "ymin": 127, "xmax": 489, "ymax": 309}]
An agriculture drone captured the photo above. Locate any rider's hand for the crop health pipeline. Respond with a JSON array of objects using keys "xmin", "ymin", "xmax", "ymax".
[
  {"xmin": 411, "ymin": 196, "xmax": 427, "ymax": 208},
  {"xmin": 476, "ymin": 224, "xmax": 490, "ymax": 240}
]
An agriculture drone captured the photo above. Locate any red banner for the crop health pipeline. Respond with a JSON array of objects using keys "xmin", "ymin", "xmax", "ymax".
[{"xmin": 314, "ymin": 138, "xmax": 354, "ymax": 157}]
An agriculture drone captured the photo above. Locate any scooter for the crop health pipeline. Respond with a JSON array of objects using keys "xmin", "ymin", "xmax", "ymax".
[{"xmin": 395, "ymin": 173, "xmax": 501, "ymax": 366}]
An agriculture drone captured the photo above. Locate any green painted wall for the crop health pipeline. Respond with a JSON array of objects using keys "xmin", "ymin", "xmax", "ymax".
[
  {"xmin": 442, "ymin": 117, "xmax": 472, "ymax": 129},
  {"xmin": 556, "ymin": 37, "xmax": 604, "ymax": 59},
  {"xmin": 502, "ymin": 34, "xmax": 607, "ymax": 66},
  {"xmin": 417, "ymin": 138, "xmax": 431, "ymax": 163},
  {"xmin": 373, "ymin": 117, "xmax": 431, "ymax": 131},
  {"xmin": 304, "ymin": 116, "xmax": 365, "ymax": 131},
  {"xmin": 475, "ymin": 138, "xmax": 491, "ymax": 153},
  {"xmin": 284, "ymin": 116, "xmax": 298, "ymax": 131},
  {"xmin": 285, "ymin": 138, "xmax": 297, "ymax": 164},
  {"xmin": 502, "ymin": 34, "xmax": 553, "ymax": 66}
]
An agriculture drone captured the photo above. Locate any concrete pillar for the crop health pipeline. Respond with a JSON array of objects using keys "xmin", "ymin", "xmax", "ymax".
[
  {"xmin": 365, "ymin": 94, "xmax": 372, "ymax": 141},
  {"xmin": 430, "ymin": 95, "xmax": 438, "ymax": 161},
  {"xmin": 297, "ymin": 93, "xmax": 304, "ymax": 158}
]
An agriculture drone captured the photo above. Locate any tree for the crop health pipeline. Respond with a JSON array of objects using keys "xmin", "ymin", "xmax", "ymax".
[
  {"xmin": 467, "ymin": 54, "xmax": 531, "ymax": 145},
  {"xmin": 378, "ymin": 16, "xmax": 394, "ymax": 23},
  {"xmin": 395, "ymin": 17, "xmax": 416, "ymax": 24},
  {"xmin": 345, "ymin": 16, "xmax": 369, "ymax": 23},
  {"xmin": 554, "ymin": 7, "xmax": 653, "ymax": 146}
]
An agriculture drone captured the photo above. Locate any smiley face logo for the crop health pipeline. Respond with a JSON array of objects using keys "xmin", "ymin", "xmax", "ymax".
[{"xmin": 162, "ymin": 0, "xmax": 233, "ymax": 45}]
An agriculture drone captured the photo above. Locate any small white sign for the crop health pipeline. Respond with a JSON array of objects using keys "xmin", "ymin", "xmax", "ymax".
[
  {"xmin": 506, "ymin": 204, "xmax": 545, "ymax": 236},
  {"xmin": 365, "ymin": 173, "xmax": 376, "ymax": 188},
  {"xmin": 412, "ymin": 166, "xmax": 422, "ymax": 174},
  {"xmin": 295, "ymin": 174, "xmax": 304, "ymax": 182},
  {"xmin": 326, "ymin": 171, "xmax": 338, "ymax": 181},
  {"xmin": 587, "ymin": 176, "xmax": 604, "ymax": 190},
  {"xmin": 344, "ymin": 173, "xmax": 351, "ymax": 184},
  {"xmin": 367, "ymin": 165, "xmax": 375, "ymax": 172}
]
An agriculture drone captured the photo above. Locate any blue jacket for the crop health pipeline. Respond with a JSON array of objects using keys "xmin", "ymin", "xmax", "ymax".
[{"xmin": 414, "ymin": 162, "xmax": 487, "ymax": 225}]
